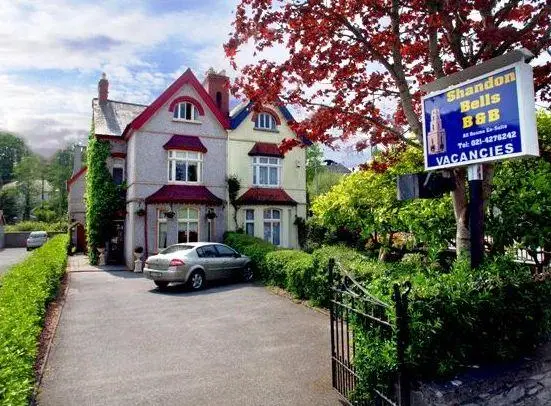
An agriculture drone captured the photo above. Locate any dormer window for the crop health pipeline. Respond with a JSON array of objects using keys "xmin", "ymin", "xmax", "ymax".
[
  {"xmin": 173, "ymin": 102, "xmax": 199, "ymax": 121},
  {"xmin": 255, "ymin": 112, "xmax": 277, "ymax": 130}
]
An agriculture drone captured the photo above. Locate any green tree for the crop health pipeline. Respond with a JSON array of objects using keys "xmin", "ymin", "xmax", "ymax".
[
  {"xmin": 487, "ymin": 111, "xmax": 551, "ymax": 267},
  {"xmin": 46, "ymin": 146, "xmax": 74, "ymax": 217},
  {"xmin": 14, "ymin": 155, "xmax": 41, "ymax": 220},
  {"xmin": 306, "ymin": 144, "xmax": 324, "ymax": 184},
  {"xmin": 0, "ymin": 187, "xmax": 19, "ymax": 223},
  {"xmin": 307, "ymin": 170, "xmax": 344, "ymax": 200},
  {"xmin": 311, "ymin": 146, "xmax": 454, "ymax": 254},
  {"xmin": 0, "ymin": 132, "xmax": 28, "ymax": 186}
]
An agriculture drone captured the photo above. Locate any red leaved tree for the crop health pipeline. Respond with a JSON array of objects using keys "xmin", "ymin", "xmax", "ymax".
[{"xmin": 225, "ymin": 0, "xmax": 551, "ymax": 255}]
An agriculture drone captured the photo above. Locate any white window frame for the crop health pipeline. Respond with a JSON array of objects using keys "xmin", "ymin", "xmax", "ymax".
[
  {"xmin": 263, "ymin": 208, "xmax": 281, "ymax": 246},
  {"xmin": 177, "ymin": 207, "xmax": 200, "ymax": 243},
  {"xmin": 252, "ymin": 156, "xmax": 281, "ymax": 187},
  {"xmin": 245, "ymin": 209, "xmax": 255, "ymax": 236},
  {"xmin": 173, "ymin": 102, "xmax": 200, "ymax": 123},
  {"xmin": 168, "ymin": 150, "xmax": 203, "ymax": 184},
  {"xmin": 255, "ymin": 112, "xmax": 277, "ymax": 130},
  {"xmin": 157, "ymin": 210, "xmax": 168, "ymax": 251},
  {"xmin": 112, "ymin": 159, "xmax": 125, "ymax": 185}
]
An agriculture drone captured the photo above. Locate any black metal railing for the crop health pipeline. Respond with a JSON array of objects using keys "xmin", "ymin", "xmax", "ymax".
[{"xmin": 329, "ymin": 258, "xmax": 411, "ymax": 406}]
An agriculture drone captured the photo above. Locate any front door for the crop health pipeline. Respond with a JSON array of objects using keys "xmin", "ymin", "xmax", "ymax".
[{"xmin": 107, "ymin": 221, "xmax": 124, "ymax": 264}]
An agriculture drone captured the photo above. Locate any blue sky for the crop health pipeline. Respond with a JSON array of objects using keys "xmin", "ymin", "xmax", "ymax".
[{"xmin": 0, "ymin": 0, "xmax": 371, "ymax": 167}]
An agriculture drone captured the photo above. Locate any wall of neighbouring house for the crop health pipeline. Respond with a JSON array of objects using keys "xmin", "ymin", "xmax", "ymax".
[
  {"xmin": 226, "ymin": 105, "xmax": 307, "ymax": 248},
  {"xmin": 68, "ymin": 173, "xmax": 86, "ymax": 225}
]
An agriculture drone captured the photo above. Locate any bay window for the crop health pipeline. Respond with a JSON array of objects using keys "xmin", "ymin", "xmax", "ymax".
[
  {"xmin": 253, "ymin": 157, "xmax": 281, "ymax": 187},
  {"xmin": 168, "ymin": 151, "xmax": 202, "ymax": 183}
]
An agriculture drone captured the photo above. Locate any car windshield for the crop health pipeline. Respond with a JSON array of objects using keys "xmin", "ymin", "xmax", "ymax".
[
  {"xmin": 160, "ymin": 245, "xmax": 194, "ymax": 255},
  {"xmin": 30, "ymin": 232, "xmax": 47, "ymax": 238}
]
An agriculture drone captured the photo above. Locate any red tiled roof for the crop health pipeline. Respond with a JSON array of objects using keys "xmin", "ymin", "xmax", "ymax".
[
  {"xmin": 163, "ymin": 135, "xmax": 207, "ymax": 153},
  {"xmin": 235, "ymin": 188, "xmax": 297, "ymax": 206},
  {"xmin": 145, "ymin": 185, "xmax": 223, "ymax": 205},
  {"xmin": 248, "ymin": 142, "xmax": 284, "ymax": 158}
]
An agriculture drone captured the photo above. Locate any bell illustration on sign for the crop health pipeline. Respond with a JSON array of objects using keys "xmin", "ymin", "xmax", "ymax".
[{"xmin": 427, "ymin": 108, "xmax": 446, "ymax": 155}]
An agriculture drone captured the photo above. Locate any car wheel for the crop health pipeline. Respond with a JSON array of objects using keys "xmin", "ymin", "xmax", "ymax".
[
  {"xmin": 154, "ymin": 281, "xmax": 169, "ymax": 290},
  {"xmin": 242, "ymin": 264, "xmax": 254, "ymax": 282},
  {"xmin": 188, "ymin": 270, "xmax": 205, "ymax": 290}
]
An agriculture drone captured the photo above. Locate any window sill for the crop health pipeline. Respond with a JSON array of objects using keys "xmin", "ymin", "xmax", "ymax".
[
  {"xmin": 252, "ymin": 184, "xmax": 281, "ymax": 188},
  {"xmin": 173, "ymin": 119, "xmax": 202, "ymax": 125},
  {"xmin": 253, "ymin": 127, "xmax": 279, "ymax": 133},
  {"xmin": 167, "ymin": 181, "xmax": 203, "ymax": 185}
]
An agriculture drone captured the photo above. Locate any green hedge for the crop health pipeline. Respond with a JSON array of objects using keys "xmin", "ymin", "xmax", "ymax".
[
  {"xmin": 0, "ymin": 234, "xmax": 69, "ymax": 405},
  {"xmin": 5, "ymin": 221, "xmax": 67, "ymax": 233},
  {"xmin": 225, "ymin": 232, "xmax": 551, "ymax": 389}
]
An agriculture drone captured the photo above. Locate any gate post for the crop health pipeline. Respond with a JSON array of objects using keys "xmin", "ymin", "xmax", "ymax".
[
  {"xmin": 328, "ymin": 258, "xmax": 336, "ymax": 389},
  {"xmin": 393, "ymin": 282, "xmax": 411, "ymax": 406}
]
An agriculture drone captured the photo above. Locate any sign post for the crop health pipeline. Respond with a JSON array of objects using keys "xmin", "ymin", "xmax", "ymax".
[{"xmin": 420, "ymin": 49, "xmax": 539, "ymax": 268}]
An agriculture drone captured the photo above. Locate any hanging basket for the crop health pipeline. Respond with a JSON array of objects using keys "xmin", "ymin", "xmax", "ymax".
[
  {"xmin": 136, "ymin": 208, "xmax": 146, "ymax": 217},
  {"xmin": 206, "ymin": 209, "xmax": 217, "ymax": 220},
  {"xmin": 164, "ymin": 211, "xmax": 175, "ymax": 219}
]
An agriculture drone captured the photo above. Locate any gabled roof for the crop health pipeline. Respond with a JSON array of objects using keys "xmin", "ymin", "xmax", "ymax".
[
  {"xmin": 123, "ymin": 69, "xmax": 230, "ymax": 139},
  {"xmin": 235, "ymin": 187, "xmax": 297, "ymax": 206},
  {"xmin": 92, "ymin": 99, "xmax": 147, "ymax": 137},
  {"xmin": 145, "ymin": 185, "xmax": 223, "ymax": 205},
  {"xmin": 229, "ymin": 101, "xmax": 295, "ymax": 129}
]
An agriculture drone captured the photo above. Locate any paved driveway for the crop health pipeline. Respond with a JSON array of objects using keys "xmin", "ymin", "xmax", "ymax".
[
  {"xmin": 38, "ymin": 271, "xmax": 342, "ymax": 406},
  {"xmin": 0, "ymin": 248, "xmax": 30, "ymax": 276}
]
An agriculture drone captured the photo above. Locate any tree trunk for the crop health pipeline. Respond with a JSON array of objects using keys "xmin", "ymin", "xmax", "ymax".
[{"xmin": 451, "ymin": 168, "xmax": 470, "ymax": 257}]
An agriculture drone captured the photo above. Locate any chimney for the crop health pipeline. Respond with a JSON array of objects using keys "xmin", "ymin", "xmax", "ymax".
[
  {"xmin": 202, "ymin": 68, "xmax": 229, "ymax": 117},
  {"xmin": 98, "ymin": 72, "xmax": 109, "ymax": 103},
  {"xmin": 72, "ymin": 145, "xmax": 84, "ymax": 175}
]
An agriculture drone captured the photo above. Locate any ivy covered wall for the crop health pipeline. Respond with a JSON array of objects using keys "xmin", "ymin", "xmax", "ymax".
[{"xmin": 85, "ymin": 124, "xmax": 125, "ymax": 264}]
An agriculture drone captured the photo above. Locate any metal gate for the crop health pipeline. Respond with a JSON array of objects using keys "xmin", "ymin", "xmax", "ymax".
[{"xmin": 329, "ymin": 258, "xmax": 411, "ymax": 405}]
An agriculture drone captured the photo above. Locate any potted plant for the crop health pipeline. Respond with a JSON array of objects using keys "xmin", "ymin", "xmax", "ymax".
[
  {"xmin": 134, "ymin": 246, "xmax": 144, "ymax": 260},
  {"xmin": 206, "ymin": 208, "xmax": 217, "ymax": 220},
  {"xmin": 164, "ymin": 210, "xmax": 175, "ymax": 219},
  {"xmin": 136, "ymin": 208, "xmax": 146, "ymax": 217}
]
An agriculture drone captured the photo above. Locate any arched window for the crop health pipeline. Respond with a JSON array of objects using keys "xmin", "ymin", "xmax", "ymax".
[
  {"xmin": 173, "ymin": 102, "xmax": 199, "ymax": 121},
  {"xmin": 255, "ymin": 112, "xmax": 277, "ymax": 130},
  {"xmin": 216, "ymin": 91, "xmax": 222, "ymax": 109},
  {"xmin": 178, "ymin": 208, "xmax": 199, "ymax": 243},
  {"xmin": 263, "ymin": 209, "xmax": 281, "ymax": 245}
]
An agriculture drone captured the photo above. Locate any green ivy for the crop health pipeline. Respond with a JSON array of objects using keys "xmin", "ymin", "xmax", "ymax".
[{"xmin": 85, "ymin": 124, "xmax": 125, "ymax": 264}]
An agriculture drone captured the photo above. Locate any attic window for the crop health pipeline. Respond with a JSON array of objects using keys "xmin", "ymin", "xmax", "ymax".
[
  {"xmin": 173, "ymin": 102, "xmax": 199, "ymax": 122},
  {"xmin": 255, "ymin": 112, "xmax": 277, "ymax": 130}
]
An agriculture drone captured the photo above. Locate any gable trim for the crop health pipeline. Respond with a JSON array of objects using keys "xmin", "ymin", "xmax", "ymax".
[
  {"xmin": 67, "ymin": 166, "xmax": 87, "ymax": 191},
  {"xmin": 123, "ymin": 69, "xmax": 229, "ymax": 140}
]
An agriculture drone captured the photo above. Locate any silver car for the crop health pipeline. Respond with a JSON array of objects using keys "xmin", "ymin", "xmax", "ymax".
[
  {"xmin": 143, "ymin": 242, "xmax": 252, "ymax": 291},
  {"xmin": 26, "ymin": 231, "xmax": 48, "ymax": 250}
]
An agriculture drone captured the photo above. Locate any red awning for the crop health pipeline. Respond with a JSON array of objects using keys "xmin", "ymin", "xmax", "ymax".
[
  {"xmin": 248, "ymin": 142, "xmax": 284, "ymax": 158},
  {"xmin": 235, "ymin": 187, "xmax": 297, "ymax": 206},
  {"xmin": 145, "ymin": 185, "xmax": 223, "ymax": 205},
  {"xmin": 163, "ymin": 135, "xmax": 207, "ymax": 153}
]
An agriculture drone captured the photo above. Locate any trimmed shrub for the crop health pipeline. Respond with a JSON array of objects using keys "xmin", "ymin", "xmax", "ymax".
[
  {"xmin": 0, "ymin": 235, "xmax": 69, "ymax": 405},
  {"xmin": 265, "ymin": 250, "xmax": 315, "ymax": 299},
  {"xmin": 224, "ymin": 232, "xmax": 278, "ymax": 279}
]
